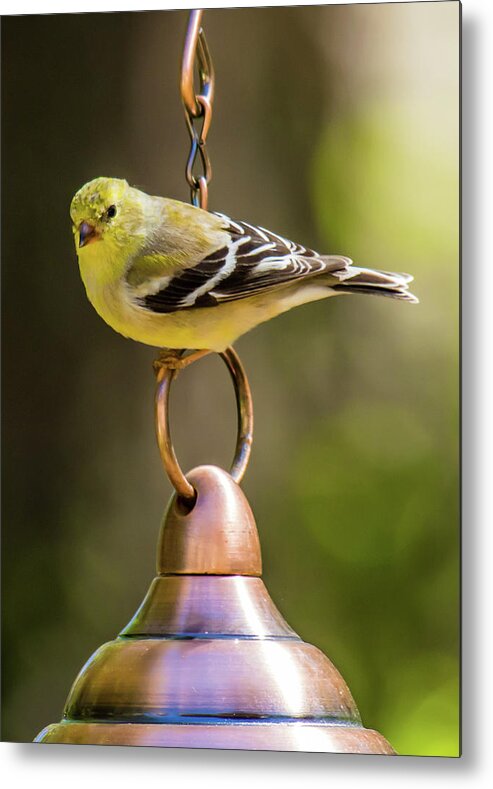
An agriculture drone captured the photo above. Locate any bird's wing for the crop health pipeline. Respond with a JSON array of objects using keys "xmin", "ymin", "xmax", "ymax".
[{"xmin": 135, "ymin": 214, "xmax": 352, "ymax": 315}]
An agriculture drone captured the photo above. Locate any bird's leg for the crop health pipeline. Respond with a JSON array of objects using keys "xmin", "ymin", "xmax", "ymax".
[{"xmin": 153, "ymin": 348, "xmax": 212, "ymax": 376}]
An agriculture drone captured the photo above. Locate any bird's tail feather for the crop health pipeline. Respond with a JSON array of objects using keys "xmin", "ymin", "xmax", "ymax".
[{"xmin": 331, "ymin": 265, "xmax": 419, "ymax": 304}]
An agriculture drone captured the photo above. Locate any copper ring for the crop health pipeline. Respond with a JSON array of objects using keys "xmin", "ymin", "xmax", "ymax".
[{"xmin": 155, "ymin": 347, "xmax": 253, "ymax": 504}]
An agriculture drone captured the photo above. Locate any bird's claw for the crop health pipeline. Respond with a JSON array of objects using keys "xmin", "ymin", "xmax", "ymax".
[
  {"xmin": 153, "ymin": 348, "xmax": 211, "ymax": 376},
  {"xmin": 153, "ymin": 349, "xmax": 185, "ymax": 373}
]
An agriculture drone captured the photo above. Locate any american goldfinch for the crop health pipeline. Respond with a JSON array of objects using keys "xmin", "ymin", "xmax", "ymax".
[{"xmin": 70, "ymin": 176, "xmax": 417, "ymax": 352}]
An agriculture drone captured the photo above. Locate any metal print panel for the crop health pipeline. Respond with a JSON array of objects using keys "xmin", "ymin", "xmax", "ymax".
[{"xmin": 1, "ymin": 1, "xmax": 460, "ymax": 757}]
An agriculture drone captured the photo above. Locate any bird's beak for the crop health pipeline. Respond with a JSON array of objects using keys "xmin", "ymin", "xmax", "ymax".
[{"xmin": 78, "ymin": 221, "xmax": 100, "ymax": 248}]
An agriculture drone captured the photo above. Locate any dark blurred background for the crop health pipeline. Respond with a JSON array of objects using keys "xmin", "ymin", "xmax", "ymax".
[{"xmin": 1, "ymin": 3, "xmax": 459, "ymax": 755}]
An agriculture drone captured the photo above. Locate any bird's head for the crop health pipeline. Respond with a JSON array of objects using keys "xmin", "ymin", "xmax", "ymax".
[{"xmin": 70, "ymin": 177, "xmax": 145, "ymax": 258}]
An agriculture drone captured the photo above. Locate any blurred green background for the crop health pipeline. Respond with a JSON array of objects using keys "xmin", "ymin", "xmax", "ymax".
[{"xmin": 1, "ymin": 3, "xmax": 459, "ymax": 756}]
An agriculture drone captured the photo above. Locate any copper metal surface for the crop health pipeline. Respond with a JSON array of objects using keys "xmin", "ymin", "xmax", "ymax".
[
  {"xmin": 121, "ymin": 577, "xmax": 295, "ymax": 637},
  {"xmin": 63, "ymin": 638, "xmax": 359, "ymax": 722},
  {"xmin": 35, "ymin": 722, "xmax": 395, "ymax": 754},
  {"xmin": 155, "ymin": 349, "xmax": 253, "ymax": 505},
  {"xmin": 35, "ymin": 466, "xmax": 394, "ymax": 753},
  {"xmin": 157, "ymin": 466, "xmax": 260, "ymax": 575}
]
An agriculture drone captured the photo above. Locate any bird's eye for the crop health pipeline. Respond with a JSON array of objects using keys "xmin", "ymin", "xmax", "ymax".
[{"xmin": 106, "ymin": 204, "xmax": 117, "ymax": 219}]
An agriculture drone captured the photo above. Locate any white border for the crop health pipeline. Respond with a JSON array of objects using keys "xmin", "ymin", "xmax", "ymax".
[{"xmin": 3, "ymin": 0, "xmax": 363, "ymax": 14}]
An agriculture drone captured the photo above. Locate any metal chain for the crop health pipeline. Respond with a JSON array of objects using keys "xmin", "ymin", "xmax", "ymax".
[
  {"xmin": 152, "ymin": 9, "xmax": 253, "ymax": 504},
  {"xmin": 181, "ymin": 10, "xmax": 215, "ymax": 210}
]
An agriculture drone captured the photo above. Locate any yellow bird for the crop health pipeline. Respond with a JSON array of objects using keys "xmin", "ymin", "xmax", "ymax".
[{"xmin": 70, "ymin": 177, "xmax": 417, "ymax": 354}]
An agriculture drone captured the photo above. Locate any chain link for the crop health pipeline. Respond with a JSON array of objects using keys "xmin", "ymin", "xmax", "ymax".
[{"xmin": 181, "ymin": 11, "xmax": 215, "ymax": 210}]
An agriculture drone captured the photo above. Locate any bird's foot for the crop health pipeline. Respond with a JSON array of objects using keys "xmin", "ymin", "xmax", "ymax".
[{"xmin": 153, "ymin": 348, "xmax": 212, "ymax": 376}]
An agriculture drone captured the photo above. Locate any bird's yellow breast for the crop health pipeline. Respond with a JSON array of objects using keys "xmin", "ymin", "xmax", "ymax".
[{"xmin": 80, "ymin": 269, "xmax": 332, "ymax": 352}]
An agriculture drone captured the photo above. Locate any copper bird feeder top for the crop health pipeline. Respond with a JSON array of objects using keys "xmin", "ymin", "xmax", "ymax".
[
  {"xmin": 36, "ymin": 353, "xmax": 394, "ymax": 754},
  {"xmin": 36, "ymin": 465, "xmax": 394, "ymax": 754}
]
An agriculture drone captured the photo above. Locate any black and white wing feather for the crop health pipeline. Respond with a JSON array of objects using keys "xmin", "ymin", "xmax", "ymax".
[{"xmin": 139, "ymin": 215, "xmax": 352, "ymax": 315}]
